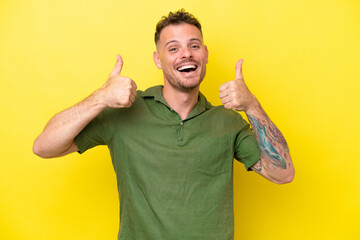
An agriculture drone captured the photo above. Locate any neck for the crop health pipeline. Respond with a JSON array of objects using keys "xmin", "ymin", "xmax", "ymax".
[{"xmin": 162, "ymin": 82, "xmax": 199, "ymax": 120}]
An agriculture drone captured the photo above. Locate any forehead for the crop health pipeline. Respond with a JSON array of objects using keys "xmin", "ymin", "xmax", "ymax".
[{"xmin": 158, "ymin": 23, "xmax": 203, "ymax": 46}]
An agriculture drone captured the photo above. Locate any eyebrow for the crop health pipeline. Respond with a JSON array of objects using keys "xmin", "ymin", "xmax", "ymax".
[{"xmin": 165, "ymin": 38, "xmax": 202, "ymax": 47}]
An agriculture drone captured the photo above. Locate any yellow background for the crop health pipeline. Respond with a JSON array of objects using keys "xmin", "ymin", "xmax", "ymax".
[{"xmin": 1, "ymin": 0, "xmax": 359, "ymax": 239}]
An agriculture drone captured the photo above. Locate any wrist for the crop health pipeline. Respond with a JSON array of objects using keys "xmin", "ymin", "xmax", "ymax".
[
  {"xmin": 244, "ymin": 96, "xmax": 262, "ymax": 116},
  {"xmin": 90, "ymin": 88, "xmax": 108, "ymax": 110}
]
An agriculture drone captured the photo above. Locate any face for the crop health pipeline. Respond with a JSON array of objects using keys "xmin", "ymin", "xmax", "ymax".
[{"xmin": 153, "ymin": 23, "xmax": 209, "ymax": 92}]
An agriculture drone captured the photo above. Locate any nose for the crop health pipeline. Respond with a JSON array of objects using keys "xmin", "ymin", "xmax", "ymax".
[{"xmin": 181, "ymin": 47, "xmax": 193, "ymax": 59}]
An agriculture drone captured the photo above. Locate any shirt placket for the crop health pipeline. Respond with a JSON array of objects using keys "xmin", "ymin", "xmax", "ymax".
[
  {"xmin": 169, "ymin": 108, "xmax": 185, "ymax": 146},
  {"xmin": 178, "ymin": 120, "xmax": 184, "ymax": 145},
  {"xmin": 151, "ymin": 91, "xmax": 207, "ymax": 147}
]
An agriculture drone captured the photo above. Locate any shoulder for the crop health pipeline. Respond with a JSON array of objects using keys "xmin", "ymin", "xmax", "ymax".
[
  {"xmin": 198, "ymin": 106, "xmax": 249, "ymax": 136},
  {"xmin": 207, "ymin": 105, "xmax": 245, "ymax": 122}
]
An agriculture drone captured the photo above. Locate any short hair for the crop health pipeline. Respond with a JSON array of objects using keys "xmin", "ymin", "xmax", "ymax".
[{"xmin": 154, "ymin": 9, "xmax": 202, "ymax": 44}]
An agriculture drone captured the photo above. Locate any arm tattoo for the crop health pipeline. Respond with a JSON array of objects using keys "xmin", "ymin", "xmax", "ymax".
[
  {"xmin": 252, "ymin": 159, "xmax": 263, "ymax": 173},
  {"xmin": 248, "ymin": 114, "xmax": 288, "ymax": 170}
]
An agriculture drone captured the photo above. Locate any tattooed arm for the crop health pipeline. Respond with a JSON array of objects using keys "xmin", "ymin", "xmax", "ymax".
[
  {"xmin": 219, "ymin": 59, "xmax": 294, "ymax": 184},
  {"xmin": 245, "ymin": 103, "xmax": 294, "ymax": 184}
]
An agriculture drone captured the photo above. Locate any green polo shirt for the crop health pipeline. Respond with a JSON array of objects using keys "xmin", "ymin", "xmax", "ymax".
[{"xmin": 74, "ymin": 85, "xmax": 260, "ymax": 240}]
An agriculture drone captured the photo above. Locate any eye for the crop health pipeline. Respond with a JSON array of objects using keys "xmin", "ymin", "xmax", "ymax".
[
  {"xmin": 191, "ymin": 44, "xmax": 200, "ymax": 49},
  {"xmin": 169, "ymin": 47, "xmax": 178, "ymax": 52}
]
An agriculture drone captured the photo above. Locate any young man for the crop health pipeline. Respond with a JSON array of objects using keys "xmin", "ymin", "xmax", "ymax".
[{"xmin": 33, "ymin": 9, "xmax": 294, "ymax": 240}]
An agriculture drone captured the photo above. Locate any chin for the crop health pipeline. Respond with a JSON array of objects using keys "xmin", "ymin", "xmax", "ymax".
[
  {"xmin": 179, "ymin": 80, "xmax": 203, "ymax": 92},
  {"xmin": 168, "ymin": 79, "xmax": 201, "ymax": 92}
]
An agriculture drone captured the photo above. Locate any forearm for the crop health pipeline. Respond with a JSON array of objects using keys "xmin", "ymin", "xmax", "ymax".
[
  {"xmin": 33, "ymin": 89, "xmax": 106, "ymax": 158},
  {"xmin": 245, "ymin": 99, "xmax": 295, "ymax": 184}
]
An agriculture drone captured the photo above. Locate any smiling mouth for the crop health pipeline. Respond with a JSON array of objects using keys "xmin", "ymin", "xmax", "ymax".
[{"xmin": 177, "ymin": 64, "xmax": 198, "ymax": 73}]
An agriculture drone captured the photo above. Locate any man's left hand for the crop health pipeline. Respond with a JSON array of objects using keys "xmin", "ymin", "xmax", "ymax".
[{"xmin": 219, "ymin": 59, "xmax": 257, "ymax": 112}]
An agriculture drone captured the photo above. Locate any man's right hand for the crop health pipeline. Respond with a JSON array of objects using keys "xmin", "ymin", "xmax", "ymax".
[{"xmin": 97, "ymin": 54, "xmax": 137, "ymax": 108}]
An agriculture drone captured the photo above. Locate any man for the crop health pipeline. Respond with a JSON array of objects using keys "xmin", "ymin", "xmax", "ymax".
[{"xmin": 33, "ymin": 9, "xmax": 294, "ymax": 240}]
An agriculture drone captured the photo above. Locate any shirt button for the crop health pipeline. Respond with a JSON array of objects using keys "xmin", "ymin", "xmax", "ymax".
[{"xmin": 180, "ymin": 121, "xmax": 184, "ymax": 126}]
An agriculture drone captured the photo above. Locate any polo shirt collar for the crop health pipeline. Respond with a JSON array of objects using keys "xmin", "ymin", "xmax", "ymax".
[{"xmin": 141, "ymin": 85, "xmax": 212, "ymax": 119}]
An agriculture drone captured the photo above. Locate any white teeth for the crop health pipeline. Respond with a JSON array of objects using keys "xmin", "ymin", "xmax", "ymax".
[{"xmin": 177, "ymin": 65, "xmax": 196, "ymax": 71}]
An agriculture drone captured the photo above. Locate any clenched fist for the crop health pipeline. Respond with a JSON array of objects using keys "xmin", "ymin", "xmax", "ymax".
[
  {"xmin": 219, "ymin": 59, "xmax": 257, "ymax": 113},
  {"xmin": 98, "ymin": 54, "xmax": 137, "ymax": 108}
]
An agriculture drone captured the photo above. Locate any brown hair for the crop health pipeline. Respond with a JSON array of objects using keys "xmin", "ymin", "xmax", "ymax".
[{"xmin": 154, "ymin": 9, "xmax": 202, "ymax": 44}]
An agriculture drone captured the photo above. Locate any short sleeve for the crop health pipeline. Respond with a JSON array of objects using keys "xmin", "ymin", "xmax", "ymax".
[
  {"xmin": 234, "ymin": 118, "xmax": 261, "ymax": 171},
  {"xmin": 74, "ymin": 108, "xmax": 115, "ymax": 154}
]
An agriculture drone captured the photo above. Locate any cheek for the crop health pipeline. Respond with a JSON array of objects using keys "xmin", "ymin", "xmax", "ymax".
[{"xmin": 161, "ymin": 57, "xmax": 174, "ymax": 69}]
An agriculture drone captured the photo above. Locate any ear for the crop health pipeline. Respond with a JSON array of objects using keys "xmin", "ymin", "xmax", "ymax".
[
  {"xmin": 204, "ymin": 45, "xmax": 209, "ymax": 64},
  {"xmin": 153, "ymin": 51, "xmax": 162, "ymax": 69}
]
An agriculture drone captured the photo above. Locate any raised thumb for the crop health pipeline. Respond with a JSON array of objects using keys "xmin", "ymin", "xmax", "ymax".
[
  {"xmin": 111, "ymin": 54, "xmax": 123, "ymax": 76},
  {"xmin": 235, "ymin": 59, "xmax": 243, "ymax": 80}
]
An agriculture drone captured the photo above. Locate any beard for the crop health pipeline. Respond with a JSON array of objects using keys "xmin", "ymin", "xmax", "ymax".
[{"xmin": 163, "ymin": 65, "xmax": 206, "ymax": 93}]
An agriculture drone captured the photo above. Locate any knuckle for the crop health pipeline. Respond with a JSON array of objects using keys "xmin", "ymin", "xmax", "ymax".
[{"xmin": 126, "ymin": 102, "xmax": 132, "ymax": 108}]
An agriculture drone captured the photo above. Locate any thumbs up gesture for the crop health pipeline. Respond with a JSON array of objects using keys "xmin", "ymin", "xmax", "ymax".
[
  {"xmin": 99, "ymin": 54, "xmax": 137, "ymax": 108},
  {"xmin": 219, "ymin": 59, "xmax": 257, "ymax": 112}
]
